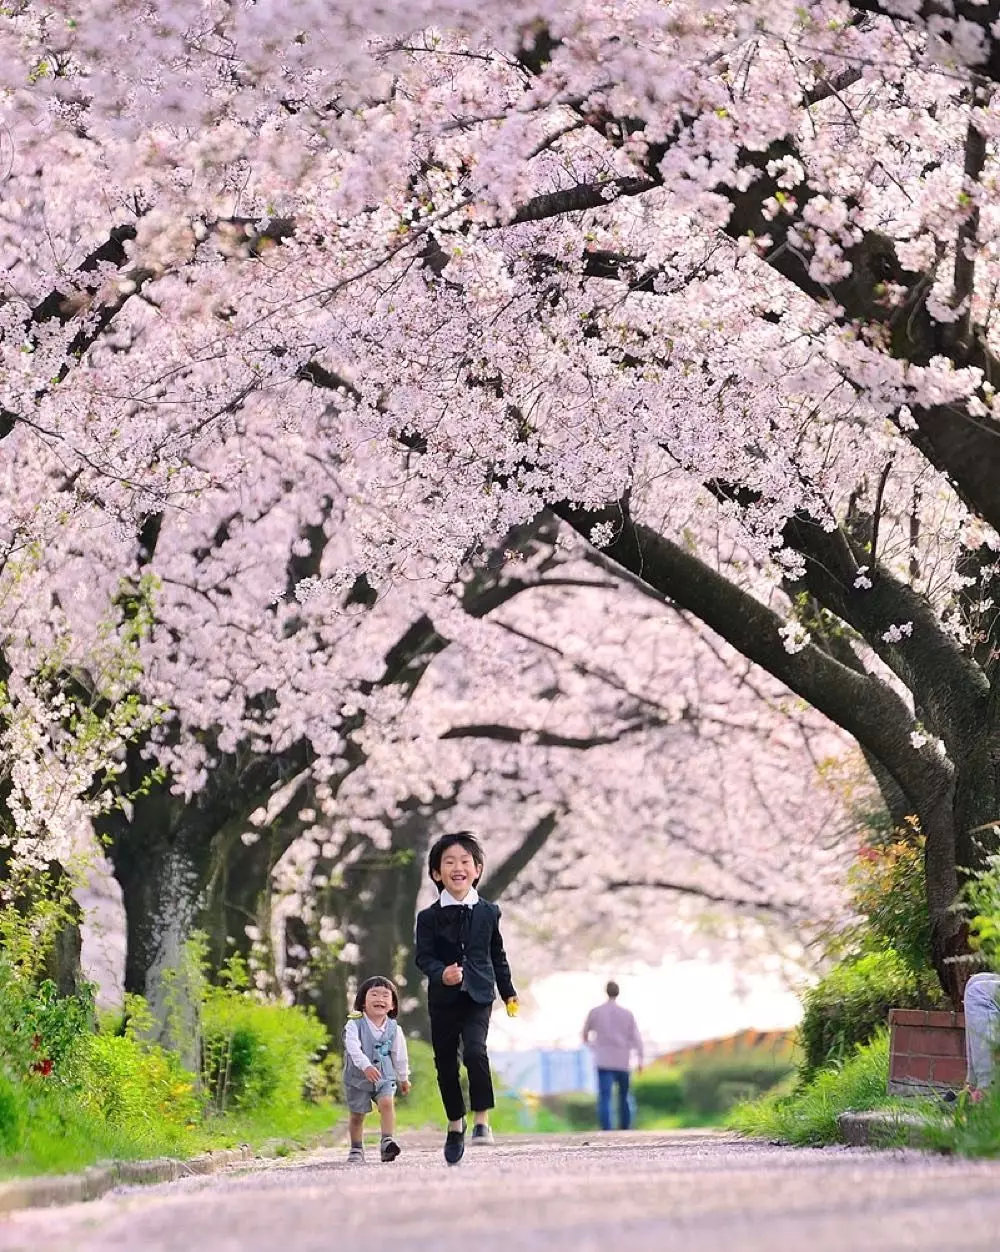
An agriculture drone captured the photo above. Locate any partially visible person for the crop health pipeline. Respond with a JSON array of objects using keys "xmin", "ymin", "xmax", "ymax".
[
  {"xmin": 964, "ymin": 971, "xmax": 1000, "ymax": 1098},
  {"xmin": 414, "ymin": 831, "xmax": 518, "ymax": 1165},
  {"xmin": 342, "ymin": 975, "xmax": 411, "ymax": 1164},
  {"xmin": 582, "ymin": 980, "xmax": 644, "ymax": 1131}
]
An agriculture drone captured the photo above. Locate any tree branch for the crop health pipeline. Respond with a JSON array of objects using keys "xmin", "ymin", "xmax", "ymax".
[
  {"xmin": 551, "ymin": 499, "xmax": 953, "ymax": 810},
  {"xmin": 505, "ymin": 178, "xmax": 655, "ymax": 225},
  {"xmin": 483, "ymin": 811, "xmax": 559, "ymax": 899},
  {"xmin": 605, "ymin": 876, "xmax": 790, "ymax": 916},
  {"xmin": 440, "ymin": 720, "xmax": 662, "ymax": 749}
]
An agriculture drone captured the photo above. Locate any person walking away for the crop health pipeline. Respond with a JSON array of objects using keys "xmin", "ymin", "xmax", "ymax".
[
  {"xmin": 582, "ymin": 981, "xmax": 644, "ymax": 1131},
  {"xmin": 342, "ymin": 975, "xmax": 411, "ymax": 1163},
  {"xmin": 414, "ymin": 831, "xmax": 519, "ymax": 1165}
]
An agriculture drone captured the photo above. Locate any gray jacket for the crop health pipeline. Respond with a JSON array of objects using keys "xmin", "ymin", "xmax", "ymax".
[{"xmin": 342, "ymin": 1014, "xmax": 399, "ymax": 1093}]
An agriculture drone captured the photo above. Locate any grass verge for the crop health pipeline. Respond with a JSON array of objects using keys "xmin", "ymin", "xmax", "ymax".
[
  {"xmin": 0, "ymin": 1076, "xmax": 340, "ymax": 1180},
  {"xmin": 920, "ymin": 1083, "xmax": 1000, "ymax": 1157},
  {"xmin": 726, "ymin": 1030, "xmax": 908, "ymax": 1146}
]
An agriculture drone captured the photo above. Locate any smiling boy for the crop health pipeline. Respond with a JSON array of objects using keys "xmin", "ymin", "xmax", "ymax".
[{"xmin": 414, "ymin": 832, "xmax": 518, "ymax": 1165}]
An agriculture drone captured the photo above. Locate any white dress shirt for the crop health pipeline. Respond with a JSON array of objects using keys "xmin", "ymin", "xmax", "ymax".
[
  {"xmin": 440, "ymin": 886, "xmax": 480, "ymax": 908},
  {"xmin": 439, "ymin": 886, "xmax": 479, "ymax": 992}
]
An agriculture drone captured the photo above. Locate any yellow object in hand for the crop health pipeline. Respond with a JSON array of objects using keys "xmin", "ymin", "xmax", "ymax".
[{"xmin": 505, "ymin": 998, "xmax": 519, "ymax": 1017}]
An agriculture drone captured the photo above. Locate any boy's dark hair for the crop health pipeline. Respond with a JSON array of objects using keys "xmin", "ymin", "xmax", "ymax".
[
  {"xmin": 427, "ymin": 831, "xmax": 485, "ymax": 890},
  {"xmin": 354, "ymin": 976, "xmax": 399, "ymax": 1018},
  {"xmin": 606, "ymin": 981, "xmax": 620, "ymax": 999}
]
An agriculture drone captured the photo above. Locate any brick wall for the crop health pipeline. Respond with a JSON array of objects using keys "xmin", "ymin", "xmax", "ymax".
[{"xmin": 888, "ymin": 1008, "xmax": 966, "ymax": 1095}]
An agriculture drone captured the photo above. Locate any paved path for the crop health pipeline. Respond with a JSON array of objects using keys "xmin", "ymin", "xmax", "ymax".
[{"xmin": 1, "ymin": 1129, "xmax": 998, "ymax": 1251}]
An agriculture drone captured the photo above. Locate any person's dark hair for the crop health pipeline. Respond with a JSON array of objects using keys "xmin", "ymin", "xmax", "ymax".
[
  {"xmin": 354, "ymin": 976, "xmax": 399, "ymax": 1018},
  {"xmin": 606, "ymin": 980, "xmax": 620, "ymax": 999},
  {"xmin": 427, "ymin": 831, "xmax": 485, "ymax": 890}
]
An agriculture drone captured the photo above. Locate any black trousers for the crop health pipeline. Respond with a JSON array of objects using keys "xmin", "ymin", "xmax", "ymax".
[{"xmin": 429, "ymin": 992, "xmax": 494, "ymax": 1121}]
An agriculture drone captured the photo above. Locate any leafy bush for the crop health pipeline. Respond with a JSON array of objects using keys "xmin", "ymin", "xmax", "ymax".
[
  {"xmin": 0, "ymin": 1073, "xmax": 24, "ymax": 1154},
  {"xmin": 0, "ymin": 908, "xmax": 336, "ymax": 1176},
  {"xmin": 0, "ymin": 866, "xmax": 95, "ymax": 1079},
  {"xmin": 0, "ymin": 865, "xmax": 79, "ymax": 984},
  {"xmin": 847, "ymin": 833, "xmax": 934, "ymax": 974},
  {"xmin": 201, "ymin": 986, "xmax": 326, "ymax": 1114},
  {"xmin": 680, "ymin": 1054, "xmax": 795, "ymax": 1117},
  {"xmin": 964, "ymin": 848, "xmax": 1000, "ymax": 971},
  {"xmin": 303, "ymin": 1051, "xmax": 342, "ymax": 1104},
  {"xmin": 729, "ymin": 1031, "xmax": 894, "ymax": 1146},
  {"xmin": 799, "ymin": 949, "xmax": 944, "ymax": 1078},
  {"xmin": 632, "ymin": 1067, "xmax": 685, "ymax": 1116},
  {"xmin": 67, "ymin": 1031, "xmax": 200, "ymax": 1142}
]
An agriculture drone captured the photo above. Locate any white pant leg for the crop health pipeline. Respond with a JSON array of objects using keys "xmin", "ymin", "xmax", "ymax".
[{"xmin": 964, "ymin": 972, "xmax": 1000, "ymax": 1089}]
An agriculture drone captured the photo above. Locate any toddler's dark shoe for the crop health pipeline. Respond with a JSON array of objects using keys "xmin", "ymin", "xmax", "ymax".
[
  {"xmin": 380, "ymin": 1136, "xmax": 401, "ymax": 1162},
  {"xmin": 443, "ymin": 1123, "xmax": 466, "ymax": 1165},
  {"xmin": 470, "ymin": 1124, "xmax": 495, "ymax": 1145}
]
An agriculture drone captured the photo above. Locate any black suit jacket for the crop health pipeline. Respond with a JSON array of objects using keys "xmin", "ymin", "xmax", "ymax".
[{"xmin": 414, "ymin": 897, "xmax": 516, "ymax": 1008}]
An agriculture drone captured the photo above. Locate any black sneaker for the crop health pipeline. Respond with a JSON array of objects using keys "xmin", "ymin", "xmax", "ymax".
[
  {"xmin": 444, "ymin": 1123, "xmax": 466, "ymax": 1165},
  {"xmin": 470, "ymin": 1124, "xmax": 495, "ymax": 1145},
  {"xmin": 380, "ymin": 1136, "xmax": 401, "ymax": 1162}
]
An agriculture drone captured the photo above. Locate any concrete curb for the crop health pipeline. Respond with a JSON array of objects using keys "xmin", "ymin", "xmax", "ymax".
[
  {"xmin": 837, "ymin": 1109, "xmax": 938, "ymax": 1149},
  {"xmin": 0, "ymin": 1131, "xmax": 341, "ymax": 1215}
]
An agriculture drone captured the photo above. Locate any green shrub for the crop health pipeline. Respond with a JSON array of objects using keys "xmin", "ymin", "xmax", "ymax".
[
  {"xmin": 201, "ymin": 989, "xmax": 326, "ymax": 1114},
  {"xmin": 799, "ymin": 949, "xmax": 944, "ymax": 1078},
  {"xmin": 67, "ymin": 1031, "xmax": 200, "ymax": 1141},
  {"xmin": 538, "ymin": 1092, "xmax": 599, "ymax": 1130},
  {"xmin": 0, "ymin": 964, "xmax": 94, "ymax": 1077},
  {"xmin": 964, "ymin": 848, "xmax": 1000, "ymax": 971},
  {"xmin": 680, "ymin": 1054, "xmax": 795, "ymax": 1117},
  {"xmin": 847, "ymin": 834, "xmax": 934, "ymax": 975},
  {"xmin": 303, "ymin": 1050, "xmax": 342, "ymax": 1104},
  {"xmin": 0, "ymin": 1073, "xmax": 24, "ymax": 1154},
  {"xmin": 729, "ymin": 1031, "xmax": 894, "ymax": 1145},
  {"xmin": 632, "ymin": 1067, "xmax": 685, "ymax": 1116}
]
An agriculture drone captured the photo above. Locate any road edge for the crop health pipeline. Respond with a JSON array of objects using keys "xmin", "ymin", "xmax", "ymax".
[
  {"xmin": 0, "ymin": 1130, "xmax": 343, "ymax": 1214},
  {"xmin": 836, "ymin": 1109, "xmax": 936, "ymax": 1149}
]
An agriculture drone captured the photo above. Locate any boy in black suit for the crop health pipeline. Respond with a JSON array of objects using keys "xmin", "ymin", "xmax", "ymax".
[{"xmin": 414, "ymin": 832, "xmax": 518, "ymax": 1164}]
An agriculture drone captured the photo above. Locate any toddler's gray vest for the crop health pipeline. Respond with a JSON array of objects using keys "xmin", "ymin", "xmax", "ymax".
[{"xmin": 343, "ymin": 1014, "xmax": 398, "ymax": 1094}]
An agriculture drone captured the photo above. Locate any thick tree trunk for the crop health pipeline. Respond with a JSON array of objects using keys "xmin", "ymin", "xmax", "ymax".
[
  {"xmin": 105, "ymin": 737, "xmax": 314, "ymax": 1056},
  {"xmin": 109, "ymin": 795, "xmax": 209, "ymax": 1069},
  {"xmin": 44, "ymin": 885, "xmax": 84, "ymax": 998},
  {"xmin": 291, "ymin": 811, "xmax": 432, "ymax": 1045},
  {"xmin": 920, "ymin": 785, "xmax": 969, "ymax": 1006},
  {"xmin": 200, "ymin": 771, "xmax": 312, "ymax": 975}
]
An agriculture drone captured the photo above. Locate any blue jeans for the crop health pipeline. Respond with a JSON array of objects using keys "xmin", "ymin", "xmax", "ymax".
[
  {"xmin": 965, "ymin": 972, "xmax": 1000, "ymax": 1089},
  {"xmin": 597, "ymin": 1068, "xmax": 632, "ymax": 1131}
]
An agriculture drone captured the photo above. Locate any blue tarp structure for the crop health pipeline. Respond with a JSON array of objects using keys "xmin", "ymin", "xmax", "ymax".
[{"xmin": 491, "ymin": 1048, "xmax": 596, "ymax": 1095}]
